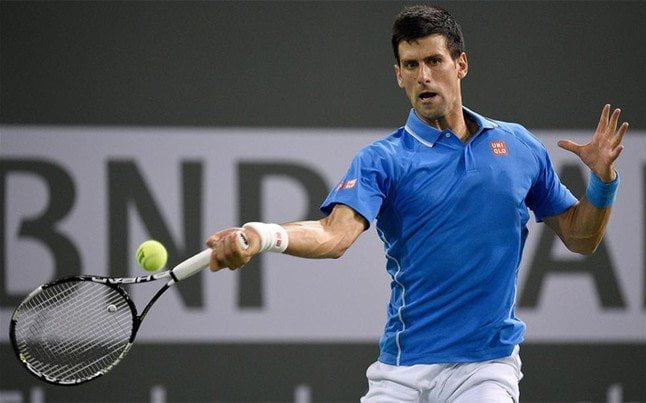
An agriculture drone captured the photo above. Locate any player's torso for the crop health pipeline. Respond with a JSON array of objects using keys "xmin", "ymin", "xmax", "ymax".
[
  {"xmin": 375, "ymin": 127, "xmax": 537, "ymax": 364},
  {"xmin": 377, "ymin": 126, "xmax": 538, "ymax": 270}
]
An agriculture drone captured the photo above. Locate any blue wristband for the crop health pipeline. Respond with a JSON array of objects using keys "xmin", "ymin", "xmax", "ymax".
[{"xmin": 586, "ymin": 171, "xmax": 620, "ymax": 208}]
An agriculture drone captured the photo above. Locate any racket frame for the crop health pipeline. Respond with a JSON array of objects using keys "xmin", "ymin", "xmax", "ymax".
[
  {"xmin": 10, "ymin": 271, "xmax": 175, "ymax": 385},
  {"xmin": 10, "ymin": 236, "xmax": 246, "ymax": 386}
]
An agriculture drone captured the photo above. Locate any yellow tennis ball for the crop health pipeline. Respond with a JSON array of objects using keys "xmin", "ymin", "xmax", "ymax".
[{"xmin": 135, "ymin": 240, "xmax": 168, "ymax": 272}]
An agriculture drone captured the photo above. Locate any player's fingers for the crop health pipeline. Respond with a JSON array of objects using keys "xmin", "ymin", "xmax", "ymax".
[
  {"xmin": 221, "ymin": 234, "xmax": 235, "ymax": 268},
  {"xmin": 557, "ymin": 139, "xmax": 581, "ymax": 155},
  {"xmin": 611, "ymin": 122, "xmax": 629, "ymax": 148},
  {"xmin": 208, "ymin": 249, "xmax": 224, "ymax": 272},
  {"xmin": 607, "ymin": 108, "xmax": 621, "ymax": 138},
  {"xmin": 609, "ymin": 144, "xmax": 624, "ymax": 162},
  {"xmin": 227, "ymin": 232, "xmax": 247, "ymax": 270},
  {"xmin": 593, "ymin": 104, "xmax": 610, "ymax": 138},
  {"xmin": 205, "ymin": 235, "xmax": 219, "ymax": 249},
  {"xmin": 215, "ymin": 234, "xmax": 231, "ymax": 267},
  {"xmin": 206, "ymin": 229, "xmax": 233, "ymax": 248},
  {"xmin": 206, "ymin": 228, "xmax": 249, "ymax": 271},
  {"xmin": 222, "ymin": 233, "xmax": 246, "ymax": 270}
]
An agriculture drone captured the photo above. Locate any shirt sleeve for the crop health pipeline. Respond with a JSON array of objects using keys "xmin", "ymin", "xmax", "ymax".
[
  {"xmin": 525, "ymin": 141, "xmax": 577, "ymax": 222},
  {"xmin": 320, "ymin": 143, "xmax": 393, "ymax": 227}
]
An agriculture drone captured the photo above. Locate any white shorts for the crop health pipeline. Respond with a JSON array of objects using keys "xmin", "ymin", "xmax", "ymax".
[{"xmin": 361, "ymin": 346, "xmax": 523, "ymax": 403}]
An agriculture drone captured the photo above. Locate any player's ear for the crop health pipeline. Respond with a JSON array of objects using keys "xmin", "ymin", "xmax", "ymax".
[
  {"xmin": 394, "ymin": 63, "xmax": 404, "ymax": 88},
  {"xmin": 457, "ymin": 52, "xmax": 468, "ymax": 79}
]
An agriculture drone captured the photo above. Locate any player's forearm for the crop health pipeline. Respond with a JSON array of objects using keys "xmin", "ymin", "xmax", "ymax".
[
  {"xmin": 557, "ymin": 199, "xmax": 612, "ymax": 254},
  {"xmin": 277, "ymin": 204, "xmax": 366, "ymax": 259},
  {"xmin": 282, "ymin": 219, "xmax": 356, "ymax": 259},
  {"xmin": 208, "ymin": 205, "xmax": 366, "ymax": 270},
  {"xmin": 557, "ymin": 170, "xmax": 620, "ymax": 254},
  {"xmin": 546, "ymin": 171, "xmax": 619, "ymax": 255}
]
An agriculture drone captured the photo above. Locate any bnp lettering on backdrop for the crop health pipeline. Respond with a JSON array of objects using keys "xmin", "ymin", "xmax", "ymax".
[{"xmin": 1, "ymin": 127, "xmax": 645, "ymax": 343}]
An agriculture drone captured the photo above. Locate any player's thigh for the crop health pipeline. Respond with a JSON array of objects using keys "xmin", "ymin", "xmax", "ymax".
[
  {"xmin": 450, "ymin": 379, "xmax": 518, "ymax": 403},
  {"xmin": 360, "ymin": 361, "xmax": 422, "ymax": 403},
  {"xmin": 449, "ymin": 351, "xmax": 522, "ymax": 403},
  {"xmin": 361, "ymin": 379, "xmax": 421, "ymax": 403}
]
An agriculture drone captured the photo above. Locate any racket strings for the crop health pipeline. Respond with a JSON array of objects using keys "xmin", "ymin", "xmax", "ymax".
[
  {"xmin": 13, "ymin": 280, "xmax": 134, "ymax": 383},
  {"xmin": 18, "ymin": 283, "xmax": 132, "ymax": 378},
  {"xmin": 20, "ymin": 284, "xmax": 118, "ymax": 358}
]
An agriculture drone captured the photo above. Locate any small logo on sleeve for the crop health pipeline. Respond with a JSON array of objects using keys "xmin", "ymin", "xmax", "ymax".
[
  {"xmin": 336, "ymin": 178, "xmax": 357, "ymax": 190},
  {"xmin": 489, "ymin": 141, "xmax": 508, "ymax": 156}
]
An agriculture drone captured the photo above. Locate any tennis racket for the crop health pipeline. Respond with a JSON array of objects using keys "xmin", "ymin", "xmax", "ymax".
[{"xmin": 9, "ymin": 233, "xmax": 248, "ymax": 386}]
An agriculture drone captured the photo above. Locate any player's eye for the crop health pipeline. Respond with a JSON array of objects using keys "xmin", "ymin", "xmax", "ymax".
[{"xmin": 403, "ymin": 61, "xmax": 418, "ymax": 69}]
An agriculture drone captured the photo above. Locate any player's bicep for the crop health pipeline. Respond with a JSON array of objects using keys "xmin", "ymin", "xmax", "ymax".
[
  {"xmin": 542, "ymin": 205, "xmax": 574, "ymax": 242},
  {"xmin": 319, "ymin": 203, "xmax": 367, "ymax": 258},
  {"xmin": 283, "ymin": 204, "xmax": 366, "ymax": 259},
  {"xmin": 322, "ymin": 203, "xmax": 368, "ymax": 240}
]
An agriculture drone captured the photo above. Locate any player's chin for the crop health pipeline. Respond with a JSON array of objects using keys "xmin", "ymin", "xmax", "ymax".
[{"xmin": 414, "ymin": 105, "xmax": 444, "ymax": 122}]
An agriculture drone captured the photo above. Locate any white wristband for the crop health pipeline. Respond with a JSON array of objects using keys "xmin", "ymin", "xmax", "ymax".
[{"xmin": 242, "ymin": 222, "xmax": 289, "ymax": 253}]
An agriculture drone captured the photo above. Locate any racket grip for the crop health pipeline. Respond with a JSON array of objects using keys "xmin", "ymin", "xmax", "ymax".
[
  {"xmin": 171, "ymin": 232, "xmax": 249, "ymax": 281},
  {"xmin": 171, "ymin": 249, "xmax": 212, "ymax": 281}
]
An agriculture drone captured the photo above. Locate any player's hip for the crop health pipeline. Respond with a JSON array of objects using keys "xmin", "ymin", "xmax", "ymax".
[{"xmin": 364, "ymin": 345, "xmax": 523, "ymax": 402}]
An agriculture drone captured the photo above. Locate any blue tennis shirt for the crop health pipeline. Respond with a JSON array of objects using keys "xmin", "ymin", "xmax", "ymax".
[{"xmin": 321, "ymin": 107, "xmax": 577, "ymax": 365}]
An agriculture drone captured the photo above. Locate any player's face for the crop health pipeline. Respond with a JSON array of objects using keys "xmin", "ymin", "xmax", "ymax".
[{"xmin": 394, "ymin": 34, "xmax": 468, "ymax": 125}]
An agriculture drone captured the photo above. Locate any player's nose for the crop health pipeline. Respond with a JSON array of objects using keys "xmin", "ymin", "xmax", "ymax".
[{"xmin": 417, "ymin": 63, "xmax": 432, "ymax": 84}]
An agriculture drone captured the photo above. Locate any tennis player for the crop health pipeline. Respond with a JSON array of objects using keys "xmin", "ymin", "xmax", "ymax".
[{"xmin": 206, "ymin": 5, "xmax": 627, "ymax": 402}]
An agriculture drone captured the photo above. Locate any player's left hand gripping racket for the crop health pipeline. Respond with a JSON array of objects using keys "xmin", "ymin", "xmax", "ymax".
[{"xmin": 9, "ymin": 233, "xmax": 247, "ymax": 386}]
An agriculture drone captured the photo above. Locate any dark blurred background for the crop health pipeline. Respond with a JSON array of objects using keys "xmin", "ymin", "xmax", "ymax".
[{"xmin": 1, "ymin": 1, "xmax": 644, "ymax": 129}]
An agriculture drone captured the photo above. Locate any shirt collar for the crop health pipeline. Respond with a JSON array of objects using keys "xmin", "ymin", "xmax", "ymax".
[{"xmin": 404, "ymin": 106, "xmax": 497, "ymax": 148}]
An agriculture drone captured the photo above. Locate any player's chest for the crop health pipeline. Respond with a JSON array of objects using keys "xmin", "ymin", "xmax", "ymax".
[{"xmin": 391, "ymin": 139, "xmax": 537, "ymax": 211}]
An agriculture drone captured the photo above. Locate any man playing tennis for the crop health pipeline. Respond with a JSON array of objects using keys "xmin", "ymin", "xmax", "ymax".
[{"xmin": 206, "ymin": 5, "xmax": 628, "ymax": 402}]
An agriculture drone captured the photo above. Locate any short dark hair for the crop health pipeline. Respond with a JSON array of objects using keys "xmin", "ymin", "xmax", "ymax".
[{"xmin": 391, "ymin": 5, "xmax": 465, "ymax": 63}]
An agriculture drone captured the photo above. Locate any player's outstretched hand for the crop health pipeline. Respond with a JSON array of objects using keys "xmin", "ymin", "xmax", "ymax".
[
  {"xmin": 206, "ymin": 227, "xmax": 260, "ymax": 271},
  {"xmin": 557, "ymin": 104, "xmax": 629, "ymax": 182}
]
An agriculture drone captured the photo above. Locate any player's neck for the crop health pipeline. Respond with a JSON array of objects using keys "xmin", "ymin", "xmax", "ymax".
[{"xmin": 419, "ymin": 108, "xmax": 473, "ymax": 143}]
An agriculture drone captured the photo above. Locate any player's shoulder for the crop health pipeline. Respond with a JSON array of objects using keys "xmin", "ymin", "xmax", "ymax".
[
  {"xmin": 350, "ymin": 128, "xmax": 412, "ymax": 176},
  {"xmin": 487, "ymin": 117, "xmax": 547, "ymax": 154},
  {"xmin": 357, "ymin": 127, "xmax": 410, "ymax": 158}
]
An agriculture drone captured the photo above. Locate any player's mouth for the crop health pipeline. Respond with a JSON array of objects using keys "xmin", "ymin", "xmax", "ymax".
[{"xmin": 418, "ymin": 91, "xmax": 438, "ymax": 103}]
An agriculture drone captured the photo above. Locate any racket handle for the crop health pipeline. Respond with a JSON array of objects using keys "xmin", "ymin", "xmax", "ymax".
[
  {"xmin": 171, "ymin": 232, "xmax": 249, "ymax": 281},
  {"xmin": 171, "ymin": 249, "xmax": 212, "ymax": 281}
]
